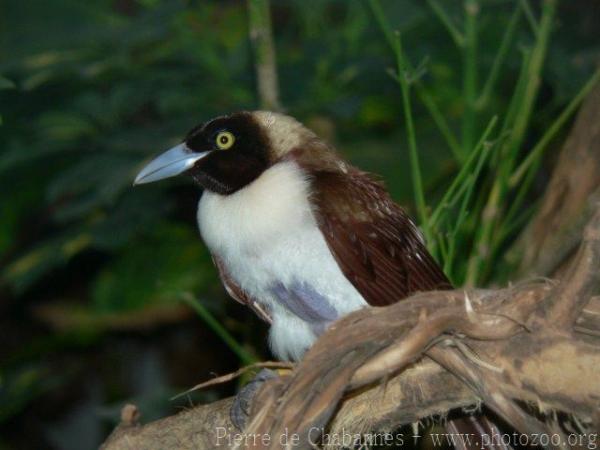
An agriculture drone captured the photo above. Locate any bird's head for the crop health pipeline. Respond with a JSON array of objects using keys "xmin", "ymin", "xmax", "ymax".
[{"xmin": 134, "ymin": 111, "xmax": 316, "ymax": 195}]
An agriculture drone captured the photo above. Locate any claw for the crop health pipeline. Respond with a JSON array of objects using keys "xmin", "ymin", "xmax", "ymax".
[{"xmin": 230, "ymin": 368, "xmax": 278, "ymax": 430}]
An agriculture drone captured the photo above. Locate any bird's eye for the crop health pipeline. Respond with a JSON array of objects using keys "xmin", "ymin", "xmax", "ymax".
[{"xmin": 215, "ymin": 131, "xmax": 235, "ymax": 150}]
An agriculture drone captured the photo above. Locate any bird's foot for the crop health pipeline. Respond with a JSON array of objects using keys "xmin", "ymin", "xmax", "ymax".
[{"xmin": 230, "ymin": 368, "xmax": 278, "ymax": 431}]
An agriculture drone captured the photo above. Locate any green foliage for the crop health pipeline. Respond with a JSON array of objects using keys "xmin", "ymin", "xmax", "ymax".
[
  {"xmin": 367, "ymin": 0, "xmax": 600, "ymax": 285},
  {"xmin": 1, "ymin": 0, "xmax": 249, "ymax": 293}
]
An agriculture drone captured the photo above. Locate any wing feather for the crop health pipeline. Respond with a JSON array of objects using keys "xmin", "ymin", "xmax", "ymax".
[
  {"xmin": 212, "ymin": 256, "xmax": 273, "ymax": 323},
  {"xmin": 310, "ymin": 168, "xmax": 450, "ymax": 306}
]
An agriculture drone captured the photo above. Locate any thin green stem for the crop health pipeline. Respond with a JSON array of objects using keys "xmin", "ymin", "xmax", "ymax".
[
  {"xmin": 500, "ymin": 196, "xmax": 538, "ymax": 247},
  {"xmin": 181, "ymin": 294, "xmax": 257, "ymax": 366},
  {"xmin": 484, "ymin": 194, "xmax": 539, "ymax": 283},
  {"xmin": 461, "ymin": 0, "xmax": 479, "ymax": 154},
  {"xmin": 465, "ymin": 0, "xmax": 556, "ymax": 286},
  {"xmin": 415, "ymin": 84, "xmax": 464, "ymax": 163},
  {"xmin": 503, "ymin": 157, "xmax": 541, "ymax": 237},
  {"xmin": 464, "ymin": 180, "xmax": 500, "ymax": 286},
  {"xmin": 444, "ymin": 188, "xmax": 470, "ymax": 275},
  {"xmin": 426, "ymin": 0, "xmax": 465, "ymax": 48},
  {"xmin": 443, "ymin": 117, "xmax": 497, "ymax": 275},
  {"xmin": 367, "ymin": 0, "xmax": 397, "ymax": 52},
  {"xmin": 369, "ymin": 0, "xmax": 463, "ymax": 163},
  {"xmin": 367, "ymin": 0, "xmax": 431, "ymax": 240},
  {"xmin": 437, "ymin": 232, "xmax": 450, "ymax": 266},
  {"xmin": 504, "ymin": 0, "xmax": 556, "ymax": 162},
  {"xmin": 476, "ymin": 3, "xmax": 521, "ymax": 110},
  {"xmin": 510, "ymin": 68, "xmax": 600, "ymax": 187},
  {"xmin": 429, "ymin": 117, "xmax": 498, "ymax": 228},
  {"xmin": 441, "ymin": 178, "xmax": 474, "ymax": 220},
  {"xmin": 394, "ymin": 33, "xmax": 431, "ymax": 240},
  {"xmin": 520, "ymin": 0, "xmax": 540, "ymax": 36},
  {"xmin": 497, "ymin": 49, "xmax": 531, "ymax": 141}
]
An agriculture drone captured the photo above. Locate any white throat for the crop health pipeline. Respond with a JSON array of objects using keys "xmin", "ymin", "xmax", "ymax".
[{"xmin": 198, "ymin": 161, "xmax": 314, "ymax": 255}]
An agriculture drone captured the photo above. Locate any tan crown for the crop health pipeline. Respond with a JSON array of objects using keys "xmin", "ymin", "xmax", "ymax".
[{"xmin": 251, "ymin": 111, "xmax": 317, "ymax": 157}]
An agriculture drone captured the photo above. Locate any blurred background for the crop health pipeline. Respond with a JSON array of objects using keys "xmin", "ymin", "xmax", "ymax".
[{"xmin": 0, "ymin": 0, "xmax": 598, "ymax": 448}]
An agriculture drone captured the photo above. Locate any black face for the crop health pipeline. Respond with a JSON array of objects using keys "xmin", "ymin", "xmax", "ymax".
[{"xmin": 184, "ymin": 112, "xmax": 271, "ymax": 195}]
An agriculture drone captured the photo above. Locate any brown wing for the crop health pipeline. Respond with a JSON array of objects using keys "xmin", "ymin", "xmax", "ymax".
[
  {"xmin": 212, "ymin": 256, "xmax": 272, "ymax": 324},
  {"xmin": 310, "ymin": 168, "xmax": 451, "ymax": 306}
]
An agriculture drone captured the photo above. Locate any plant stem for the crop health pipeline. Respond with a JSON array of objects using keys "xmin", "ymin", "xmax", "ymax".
[
  {"xmin": 367, "ymin": 0, "xmax": 432, "ymax": 241},
  {"xmin": 497, "ymin": 48, "xmax": 532, "ymax": 144},
  {"xmin": 429, "ymin": 116, "xmax": 497, "ymax": 228},
  {"xmin": 504, "ymin": 0, "xmax": 556, "ymax": 160},
  {"xmin": 509, "ymin": 68, "xmax": 600, "ymax": 187},
  {"xmin": 394, "ymin": 33, "xmax": 431, "ymax": 242},
  {"xmin": 476, "ymin": 3, "xmax": 521, "ymax": 110},
  {"xmin": 415, "ymin": 84, "xmax": 464, "ymax": 163},
  {"xmin": 426, "ymin": 0, "xmax": 465, "ymax": 48},
  {"xmin": 247, "ymin": 0, "xmax": 281, "ymax": 111},
  {"xmin": 519, "ymin": 0, "xmax": 540, "ymax": 36},
  {"xmin": 464, "ymin": 0, "xmax": 556, "ymax": 286},
  {"xmin": 367, "ymin": 0, "xmax": 397, "ymax": 53},
  {"xmin": 181, "ymin": 294, "xmax": 257, "ymax": 366},
  {"xmin": 444, "ymin": 116, "xmax": 498, "ymax": 274},
  {"xmin": 370, "ymin": 0, "xmax": 463, "ymax": 163},
  {"xmin": 502, "ymin": 157, "xmax": 541, "ymax": 240},
  {"xmin": 437, "ymin": 232, "xmax": 449, "ymax": 266},
  {"xmin": 461, "ymin": 0, "xmax": 479, "ymax": 155}
]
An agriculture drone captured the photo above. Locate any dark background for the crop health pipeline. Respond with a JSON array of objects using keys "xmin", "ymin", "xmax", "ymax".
[{"xmin": 0, "ymin": 1, "xmax": 598, "ymax": 448}]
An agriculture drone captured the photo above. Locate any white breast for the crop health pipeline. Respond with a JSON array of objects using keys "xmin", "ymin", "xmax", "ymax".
[{"xmin": 197, "ymin": 161, "xmax": 367, "ymax": 361}]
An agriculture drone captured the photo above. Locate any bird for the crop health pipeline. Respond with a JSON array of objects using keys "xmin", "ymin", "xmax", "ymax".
[
  {"xmin": 134, "ymin": 111, "xmax": 505, "ymax": 444},
  {"xmin": 134, "ymin": 110, "xmax": 451, "ymax": 362}
]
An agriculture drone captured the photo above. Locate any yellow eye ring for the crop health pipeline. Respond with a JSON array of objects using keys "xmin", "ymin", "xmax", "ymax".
[{"xmin": 215, "ymin": 131, "xmax": 235, "ymax": 150}]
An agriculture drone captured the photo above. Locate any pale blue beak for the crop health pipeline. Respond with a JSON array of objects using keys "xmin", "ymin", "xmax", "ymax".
[{"xmin": 134, "ymin": 143, "xmax": 210, "ymax": 185}]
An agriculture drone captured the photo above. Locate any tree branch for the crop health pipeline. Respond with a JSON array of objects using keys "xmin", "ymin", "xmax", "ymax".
[
  {"xmin": 540, "ymin": 204, "xmax": 600, "ymax": 327},
  {"xmin": 101, "ymin": 398, "xmax": 235, "ymax": 450}
]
